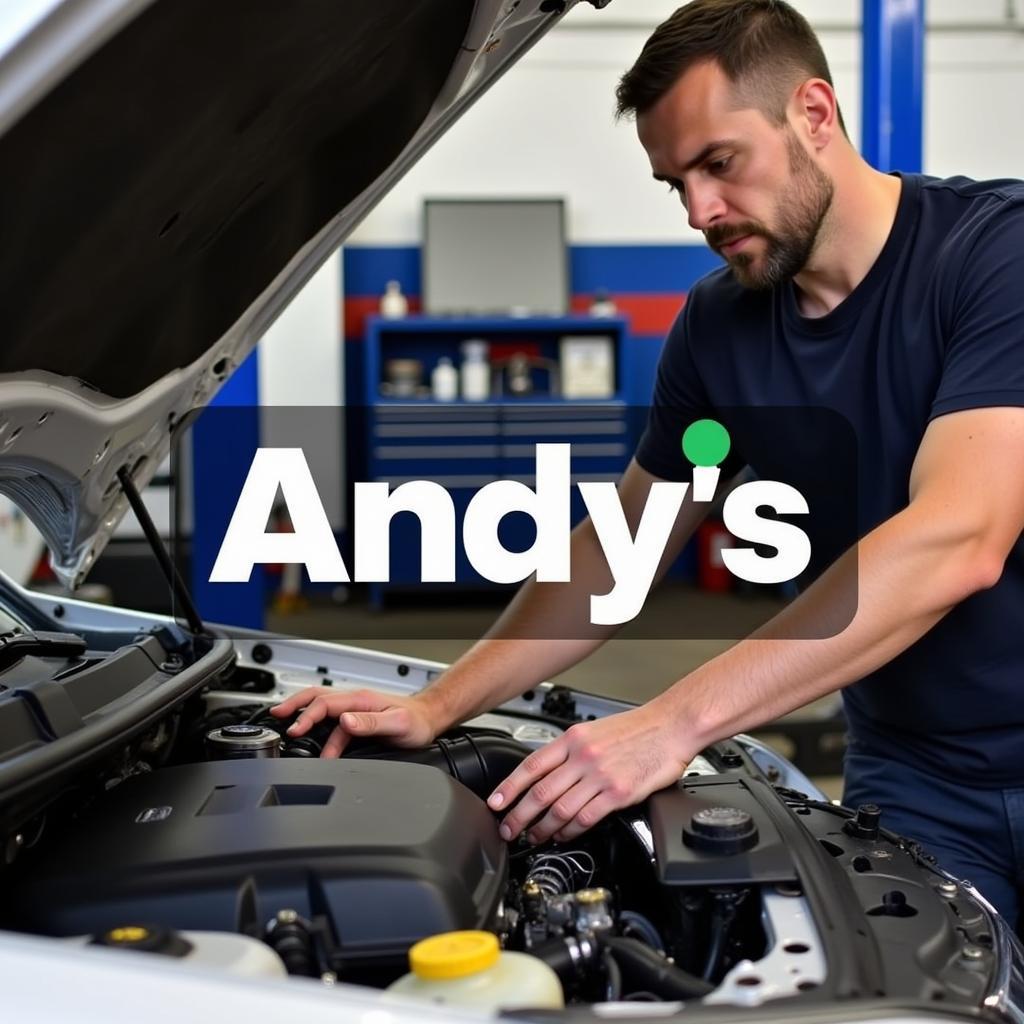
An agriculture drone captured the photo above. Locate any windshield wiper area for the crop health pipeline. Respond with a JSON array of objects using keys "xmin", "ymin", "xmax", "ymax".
[{"xmin": 0, "ymin": 630, "xmax": 87, "ymax": 674}]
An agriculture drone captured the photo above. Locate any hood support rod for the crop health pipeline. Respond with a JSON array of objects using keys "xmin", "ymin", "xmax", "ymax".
[{"xmin": 117, "ymin": 465, "xmax": 206, "ymax": 637}]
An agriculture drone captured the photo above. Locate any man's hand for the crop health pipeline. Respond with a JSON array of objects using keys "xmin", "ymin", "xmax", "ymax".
[
  {"xmin": 486, "ymin": 701, "xmax": 693, "ymax": 845},
  {"xmin": 269, "ymin": 688, "xmax": 439, "ymax": 758}
]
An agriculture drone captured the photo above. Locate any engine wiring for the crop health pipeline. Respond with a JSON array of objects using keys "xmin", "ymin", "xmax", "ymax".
[{"xmin": 524, "ymin": 850, "xmax": 597, "ymax": 896}]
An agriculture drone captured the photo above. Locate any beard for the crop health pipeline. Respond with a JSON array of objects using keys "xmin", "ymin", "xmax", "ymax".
[{"xmin": 706, "ymin": 131, "xmax": 834, "ymax": 290}]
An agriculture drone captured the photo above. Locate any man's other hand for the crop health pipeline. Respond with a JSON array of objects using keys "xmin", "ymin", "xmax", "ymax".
[
  {"xmin": 486, "ymin": 702, "xmax": 692, "ymax": 844},
  {"xmin": 269, "ymin": 687, "xmax": 438, "ymax": 758}
]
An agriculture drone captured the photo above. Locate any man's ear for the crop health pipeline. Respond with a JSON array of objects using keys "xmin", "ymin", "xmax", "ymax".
[{"xmin": 793, "ymin": 78, "xmax": 838, "ymax": 150}]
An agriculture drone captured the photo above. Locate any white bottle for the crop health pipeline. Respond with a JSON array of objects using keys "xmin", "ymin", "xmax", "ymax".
[
  {"xmin": 386, "ymin": 931, "xmax": 563, "ymax": 1011},
  {"xmin": 380, "ymin": 279, "xmax": 408, "ymax": 319},
  {"xmin": 460, "ymin": 339, "xmax": 490, "ymax": 401},
  {"xmin": 431, "ymin": 357, "xmax": 458, "ymax": 401},
  {"xmin": 589, "ymin": 288, "xmax": 618, "ymax": 318}
]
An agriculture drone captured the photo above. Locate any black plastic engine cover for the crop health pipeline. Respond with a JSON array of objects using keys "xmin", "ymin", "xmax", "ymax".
[{"xmin": 9, "ymin": 759, "xmax": 508, "ymax": 966}]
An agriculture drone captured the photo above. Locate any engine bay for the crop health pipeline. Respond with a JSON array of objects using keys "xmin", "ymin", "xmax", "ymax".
[{"xmin": 0, "ymin": 622, "xmax": 1009, "ymax": 1014}]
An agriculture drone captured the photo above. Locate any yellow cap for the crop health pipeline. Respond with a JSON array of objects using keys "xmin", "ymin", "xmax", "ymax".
[
  {"xmin": 107, "ymin": 926, "xmax": 149, "ymax": 944},
  {"xmin": 409, "ymin": 931, "xmax": 500, "ymax": 980}
]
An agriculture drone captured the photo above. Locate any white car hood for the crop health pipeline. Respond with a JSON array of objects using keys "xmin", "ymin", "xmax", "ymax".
[{"xmin": 0, "ymin": 0, "xmax": 602, "ymax": 588}]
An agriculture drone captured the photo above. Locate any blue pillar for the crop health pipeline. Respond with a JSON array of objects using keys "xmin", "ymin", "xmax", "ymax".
[
  {"xmin": 861, "ymin": 0, "xmax": 925, "ymax": 172},
  {"xmin": 190, "ymin": 350, "xmax": 265, "ymax": 630}
]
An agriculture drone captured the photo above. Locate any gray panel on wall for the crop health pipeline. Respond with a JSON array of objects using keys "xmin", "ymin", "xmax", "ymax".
[{"xmin": 423, "ymin": 199, "xmax": 568, "ymax": 316}]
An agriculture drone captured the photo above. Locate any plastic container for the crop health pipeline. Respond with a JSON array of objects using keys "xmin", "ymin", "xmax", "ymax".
[
  {"xmin": 432, "ymin": 357, "xmax": 458, "ymax": 401},
  {"xmin": 383, "ymin": 358, "xmax": 422, "ymax": 398},
  {"xmin": 460, "ymin": 339, "xmax": 491, "ymax": 401},
  {"xmin": 69, "ymin": 927, "xmax": 288, "ymax": 978},
  {"xmin": 380, "ymin": 279, "xmax": 408, "ymax": 319},
  {"xmin": 589, "ymin": 288, "xmax": 618, "ymax": 317},
  {"xmin": 386, "ymin": 930, "xmax": 563, "ymax": 1011}
]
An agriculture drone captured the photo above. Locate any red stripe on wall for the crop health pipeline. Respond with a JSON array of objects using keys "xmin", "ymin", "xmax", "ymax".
[
  {"xmin": 344, "ymin": 296, "xmax": 424, "ymax": 339},
  {"xmin": 570, "ymin": 294, "xmax": 685, "ymax": 336},
  {"xmin": 343, "ymin": 293, "xmax": 684, "ymax": 340}
]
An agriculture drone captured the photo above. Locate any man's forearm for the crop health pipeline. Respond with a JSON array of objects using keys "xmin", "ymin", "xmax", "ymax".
[
  {"xmin": 485, "ymin": 410, "xmax": 1024, "ymax": 846},
  {"xmin": 414, "ymin": 462, "xmax": 737, "ymax": 735},
  {"xmin": 662, "ymin": 500, "xmax": 1002, "ymax": 752},
  {"xmin": 415, "ymin": 518, "xmax": 623, "ymax": 732}
]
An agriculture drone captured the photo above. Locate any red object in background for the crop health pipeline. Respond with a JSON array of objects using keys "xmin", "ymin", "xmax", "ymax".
[
  {"xmin": 29, "ymin": 551, "xmax": 56, "ymax": 585},
  {"xmin": 697, "ymin": 519, "xmax": 732, "ymax": 592},
  {"xmin": 488, "ymin": 340, "xmax": 541, "ymax": 361}
]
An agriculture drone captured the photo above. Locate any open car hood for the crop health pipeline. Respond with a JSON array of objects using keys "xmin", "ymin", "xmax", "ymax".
[{"xmin": 0, "ymin": 0, "xmax": 602, "ymax": 588}]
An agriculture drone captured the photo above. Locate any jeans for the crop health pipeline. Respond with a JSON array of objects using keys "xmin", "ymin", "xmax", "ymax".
[{"xmin": 843, "ymin": 746, "xmax": 1024, "ymax": 935}]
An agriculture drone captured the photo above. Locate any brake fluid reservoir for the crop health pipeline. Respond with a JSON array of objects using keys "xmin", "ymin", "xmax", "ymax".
[{"xmin": 386, "ymin": 931, "xmax": 563, "ymax": 1010}]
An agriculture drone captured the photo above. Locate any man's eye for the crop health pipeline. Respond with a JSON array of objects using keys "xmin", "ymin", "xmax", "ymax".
[
  {"xmin": 709, "ymin": 156, "xmax": 732, "ymax": 173},
  {"xmin": 665, "ymin": 180, "xmax": 683, "ymax": 196}
]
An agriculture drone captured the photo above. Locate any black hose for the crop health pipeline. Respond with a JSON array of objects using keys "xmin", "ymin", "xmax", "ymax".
[
  {"xmin": 602, "ymin": 947, "xmax": 622, "ymax": 1001},
  {"xmin": 340, "ymin": 732, "xmax": 531, "ymax": 800},
  {"xmin": 602, "ymin": 937, "xmax": 713, "ymax": 1000},
  {"xmin": 528, "ymin": 937, "xmax": 581, "ymax": 993},
  {"xmin": 701, "ymin": 913, "xmax": 729, "ymax": 981},
  {"xmin": 619, "ymin": 910, "xmax": 666, "ymax": 953},
  {"xmin": 702, "ymin": 888, "xmax": 746, "ymax": 981}
]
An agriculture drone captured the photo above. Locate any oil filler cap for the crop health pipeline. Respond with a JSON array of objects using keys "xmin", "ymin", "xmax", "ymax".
[{"xmin": 684, "ymin": 805, "xmax": 759, "ymax": 855}]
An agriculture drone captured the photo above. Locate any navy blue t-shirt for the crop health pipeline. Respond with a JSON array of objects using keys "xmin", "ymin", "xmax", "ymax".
[{"xmin": 636, "ymin": 173, "xmax": 1024, "ymax": 786}]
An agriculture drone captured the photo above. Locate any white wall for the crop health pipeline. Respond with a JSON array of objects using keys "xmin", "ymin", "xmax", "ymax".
[
  {"xmin": 258, "ymin": 252, "xmax": 342, "ymax": 409},
  {"xmin": 257, "ymin": 251, "xmax": 344, "ymax": 528},
  {"xmin": 218, "ymin": 2, "xmax": 1024, "ymax": 553},
  {"xmin": 349, "ymin": 0, "xmax": 1024, "ymax": 246}
]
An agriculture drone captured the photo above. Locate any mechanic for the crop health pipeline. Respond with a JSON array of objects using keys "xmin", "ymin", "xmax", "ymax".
[{"xmin": 273, "ymin": 0, "xmax": 1024, "ymax": 929}]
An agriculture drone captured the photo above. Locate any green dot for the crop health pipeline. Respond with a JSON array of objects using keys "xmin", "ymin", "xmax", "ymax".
[{"xmin": 682, "ymin": 419, "xmax": 730, "ymax": 467}]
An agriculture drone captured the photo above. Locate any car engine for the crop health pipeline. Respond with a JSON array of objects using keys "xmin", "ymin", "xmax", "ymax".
[{"xmin": 0, "ymin": 637, "xmax": 1012, "ymax": 1012}]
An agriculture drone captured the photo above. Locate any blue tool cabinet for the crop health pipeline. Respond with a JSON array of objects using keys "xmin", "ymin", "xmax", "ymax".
[{"xmin": 362, "ymin": 315, "xmax": 633, "ymax": 606}]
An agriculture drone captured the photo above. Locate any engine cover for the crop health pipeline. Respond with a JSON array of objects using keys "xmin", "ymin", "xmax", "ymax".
[{"xmin": 9, "ymin": 759, "xmax": 508, "ymax": 968}]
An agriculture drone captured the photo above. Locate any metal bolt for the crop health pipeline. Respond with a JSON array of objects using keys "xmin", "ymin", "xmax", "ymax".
[
  {"xmin": 962, "ymin": 945, "xmax": 985, "ymax": 961},
  {"xmin": 276, "ymin": 909, "xmax": 298, "ymax": 925},
  {"xmin": 938, "ymin": 881, "xmax": 958, "ymax": 898},
  {"xmin": 321, "ymin": 972, "xmax": 337, "ymax": 986}
]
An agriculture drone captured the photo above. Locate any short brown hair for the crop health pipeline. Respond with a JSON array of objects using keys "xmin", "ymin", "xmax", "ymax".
[{"xmin": 616, "ymin": 0, "xmax": 846, "ymax": 134}]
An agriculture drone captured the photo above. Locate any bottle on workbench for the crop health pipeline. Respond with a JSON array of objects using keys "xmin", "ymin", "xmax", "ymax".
[
  {"xmin": 460, "ymin": 339, "xmax": 491, "ymax": 401},
  {"xmin": 431, "ymin": 357, "xmax": 458, "ymax": 401}
]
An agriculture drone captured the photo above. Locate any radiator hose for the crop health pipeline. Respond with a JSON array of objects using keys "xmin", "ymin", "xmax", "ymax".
[{"xmin": 601, "ymin": 936, "xmax": 714, "ymax": 1000}]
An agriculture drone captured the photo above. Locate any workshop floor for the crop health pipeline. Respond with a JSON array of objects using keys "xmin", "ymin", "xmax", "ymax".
[{"xmin": 267, "ymin": 581, "xmax": 844, "ymax": 800}]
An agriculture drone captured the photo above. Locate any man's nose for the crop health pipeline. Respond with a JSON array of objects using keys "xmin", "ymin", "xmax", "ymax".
[{"xmin": 685, "ymin": 182, "xmax": 727, "ymax": 232}]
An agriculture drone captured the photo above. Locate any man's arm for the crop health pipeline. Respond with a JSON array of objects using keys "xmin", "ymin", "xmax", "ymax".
[
  {"xmin": 411, "ymin": 460, "xmax": 746, "ymax": 731},
  {"xmin": 272, "ymin": 459, "xmax": 735, "ymax": 755},
  {"xmin": 491, "ymin": 406, "xmax": 1024, "ymax": 844}
]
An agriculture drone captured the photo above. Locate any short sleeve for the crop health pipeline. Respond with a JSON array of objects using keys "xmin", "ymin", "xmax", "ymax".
[
  {"xmin": 930, "ymin": 201, "xmax": 1024, "ymax": 420},
  {"xmin": 635, "ymin": 287, "xmax": 747, "ymax": 482}
]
